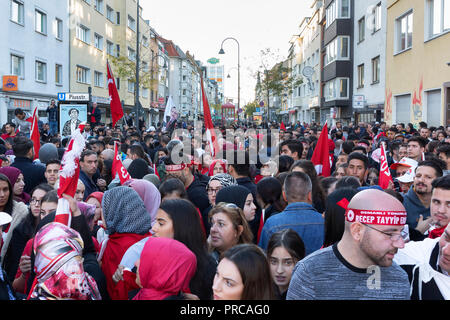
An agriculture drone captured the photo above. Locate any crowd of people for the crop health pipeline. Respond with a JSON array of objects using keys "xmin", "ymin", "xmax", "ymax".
[{"xmin": 0, "ymin": 114, "xmax": 449, "ymax": 300}]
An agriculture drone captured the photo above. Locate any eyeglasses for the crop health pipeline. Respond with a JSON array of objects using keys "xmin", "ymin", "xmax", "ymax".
[
  {"xmin": 30, "ymin": 198, "xmax": 42, "ymax": 205},
  {"xmin": 362, "ymin": 223, "xmax": 409, "ymax": 242},
  {"xmin": 207, "ymin": 187, "xmax": 222, "ymax": 195}
]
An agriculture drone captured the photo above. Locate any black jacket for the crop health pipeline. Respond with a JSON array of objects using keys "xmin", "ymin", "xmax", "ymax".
[
  {"xmin": 11, "ymin": 157, "xmax": 46, "ymax": 194},
  {"xmin": 187, "ymin": 174, "xmax": 210, "ymax": 217}
]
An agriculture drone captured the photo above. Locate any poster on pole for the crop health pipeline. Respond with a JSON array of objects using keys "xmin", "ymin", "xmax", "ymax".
[{"xmin": 60, "ymin": 104, "xmax": 87, "ymax": 137}]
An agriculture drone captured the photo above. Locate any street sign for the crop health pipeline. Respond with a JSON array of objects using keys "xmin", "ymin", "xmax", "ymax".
[
  {"xmin": 353, "ymin": 95, "xmax": 365, "ymax": 109},
  {"xmin": 58, "ymin": 93, "xmax": 90, "ymax": 102}
]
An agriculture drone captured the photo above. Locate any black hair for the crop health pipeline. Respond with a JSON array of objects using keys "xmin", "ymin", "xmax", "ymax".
[
  {"xmin": 341, "ymin": 141, "xmax": 355, "ymax": 154},
  {"xmin": 80, "ymin": 149, "xmax": 97, "ymax": 162},
  {"xmin": 45, "ymin": 159, "xmax": 61, "ymax": 168},
  {"xmin": 320, "ymin": 176, "xmax": 338, "ymax": 195},
  {"xmin": 256, "ymin": 177, "xmax": 285, "ymax": 213},
  {"xmin": 335, "ymin": 176, "xmax": 361, "ymax": 189},
  {"xmin": 347, "ymin": 151, "xmax": 369, "ymax": 170},
  {"xmin": 280, "ymin": 140, "xmax": 303, "ymax": 159},
  {"xmin": 159, "ymin": 178, "xmax": 188, "ymax": 200},
  {"xmin": 278, "ymin": 155, "xmax": 294, "ymax": 174},
  {"xmin": 432, "ymin": 174, "xmax": 450, "ymax": 191},
  {"xmin": 12, "ymin": 136, "xmax": 34, "ymax": 157},
  {"xmin": 408, "ymin": 136, "xmax": 428, "ymax": 148},
  {"xmin": 229, "ymin": 151, "xmax": 250, "ymax": 177},
  {"xmin": 416, "ymin": 159, "xmax": 445, "ymax": 178},
  {"xmin": 267, "ymin": 228, "xmax": 305, "ymax": 262},
  {"xmin": 436, "ymin": 143, "xmax": 450, "ymax": 157},
  {"xmin": 0, "ymin": 174, "xmax": 14, "ymax": 214},
  {"xmin": 323, "ymin": 188, "xmax": 359, "ymax": 247}
]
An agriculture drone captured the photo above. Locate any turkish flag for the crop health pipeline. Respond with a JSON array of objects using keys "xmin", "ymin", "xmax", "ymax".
[
  {"xmin": 30, "ymin": 107, "xmax": 40, "ymax": 160},
  {"xmin": 107, "ymin": 61, "xmax": 124, "ymax": 127},
  {"xmin": 112, "ymin": 142, "xmax": 131, "ymax": 184},
  {"xmin": 200, "ymin": 77, "xmax": 220, "ymax": 158},
  {"xmin": 311, "ymin": 122, "xmax": 331, "ymax": 177},
  {"xmin": 280, "ymin": 121, "xmax": 286, "ymax": 131},
  {"xmin": 379, "ymin": 143, "xmax": 393, "ymax": 189}
]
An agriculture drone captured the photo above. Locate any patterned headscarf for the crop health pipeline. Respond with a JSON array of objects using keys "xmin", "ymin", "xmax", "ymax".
[
  {"xmin": 30, "ymin": 222, "xmax": 101, "ymax": 300},
  {"xmin": 102, "ymin": 186, "xmax": 152, "ymax": 235},
  {"xmin": 123, "ymin": 179, "xmax": 161, "ymax": 226},
  {"xmin": 206, "ymin": 173, "xmax": 237, "ymax": 190}
]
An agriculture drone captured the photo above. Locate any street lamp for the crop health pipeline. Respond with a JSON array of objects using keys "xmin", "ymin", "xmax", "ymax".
[
  {"xmin": 135, "ymin": 0, "xmax": 141, "ymax": 134},
  {"xmin": 219, "ymin": 37, "xmax": 240, "ymax": 115}
]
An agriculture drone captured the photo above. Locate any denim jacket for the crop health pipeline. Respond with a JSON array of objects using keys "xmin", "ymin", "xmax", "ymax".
[{"xmin": 258, "ymin": 202, "xmax": 324, "ymax": 256}]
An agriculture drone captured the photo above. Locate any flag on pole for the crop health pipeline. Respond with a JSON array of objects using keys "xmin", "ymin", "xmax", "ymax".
[
  {"xmin": 55, "ymin": 124, "xmax": 86, "ymax": 226},
  {"xmin": 379, "ymin": 142, "xmax": 393, "ymax": 189},
  {"xmin": 30, "ymin": 107, "xmax": 40, "ymax": 160},
  {"xmin": 107, "ymin": 60, "xmax": 124, "ymax": 128},
  {"xmin": 200, "ymin": 77, "xmax": 219, "ymax": 158},
  {"xmin": 311, "ymin": 122, "xmax": 331, "ymax": 177},
  {"xmin": 112, "ymin": 142, "xmax": 131, "ymax": 184}
]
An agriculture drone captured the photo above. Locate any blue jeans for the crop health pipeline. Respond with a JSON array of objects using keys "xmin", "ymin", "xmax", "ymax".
[{"xmin": 49, "ymin": 121, "xmax": 58, "ymax": 136}]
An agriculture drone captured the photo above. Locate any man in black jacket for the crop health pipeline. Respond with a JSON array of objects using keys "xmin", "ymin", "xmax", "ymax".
[{"xmin": 11, "ymin": 136, "xmax": 46, "ymax": 194}]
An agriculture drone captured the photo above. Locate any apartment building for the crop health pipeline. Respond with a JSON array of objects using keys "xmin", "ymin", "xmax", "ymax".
[
  {"xmin": 0, "ymin": 0, "xmax": 69, "ymax": 124},
  {"xmin": 385, "ymin": 0, "xmax": 450, "ymax": 126}
]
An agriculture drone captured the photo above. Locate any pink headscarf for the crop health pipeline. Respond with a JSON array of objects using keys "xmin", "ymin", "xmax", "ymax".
[
  {"xmin": 123, "ymin": 179, "xmax": 161, "ymax": 225},
  {"xmin": 0, "ymin": 166, "xmax": 30, "ymax": 204},
  {"xmin": 207, "ymin": 159, "xmax": 227, "ymax": 177},
  {"xmin": 133, "ymin": 237, "xmax": 197, "ymax": 300},
  {"xmin": 29, "ymin": 222, "xmax": 101, "ymax": 300}
]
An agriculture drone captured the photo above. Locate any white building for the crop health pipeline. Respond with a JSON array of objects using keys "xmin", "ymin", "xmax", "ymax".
[
  {"xmin": 0, "ymin": 0, "xmax": 69, "ymax": 124},
  {"xmin": 353, "ymin": 0, "xmax": 386, "ymax": 123}
]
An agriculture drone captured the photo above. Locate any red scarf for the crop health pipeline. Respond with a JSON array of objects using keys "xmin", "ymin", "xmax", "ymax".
[
  {"xmin": 101, "ymin": 232, "xmax": 151, "ymax": 300},
  {"xmin": 429, "ymin": 225, "xmax": 447, "ymax": 239}
]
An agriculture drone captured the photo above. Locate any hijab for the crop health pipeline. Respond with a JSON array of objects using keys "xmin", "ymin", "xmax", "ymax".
[
  {"xmin": 206, "ymin": 173, "xmax": 237, "ymax": 190},
  {"xmin": 215, "ymin": 185, "xmax": 251, "ymax": 210},
  {"xmin": 133, "ymin": 237, "xmax": 196, "ymax": 300},
  {"xmin": 207, "ymin": 159, "xmax": 227, "ymax": 177},
  {"xmin": 29, "ymin": 222, "xmax": 101, "ymax": 300},
  {"xmin": 123, "ymin": 179, "xmax": 161, "ymax": 226},
  {"xmin": 0, "ymin": 166, "xmax": 30, "ymax": 204},
  {"xmin": 102, "ymin": 186, "xmax": 152, "ymax": 235}
]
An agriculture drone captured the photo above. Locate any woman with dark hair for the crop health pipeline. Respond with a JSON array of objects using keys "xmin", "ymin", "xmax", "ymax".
[
  {"xmin": 335, "ymin": 176, "xmax": 361, "ymax": 189},
  {"xmin": 323, "ymin": 187, "xmax": 359, "ymax": 248},
  {"xmin": 208, "ymin": 202, "xmax": 253, "ymax": 263},
  {"xmin": 113, "ymin": 199, "xmax": 217, "ymax": 300},
  {"xmin": 2, "ymin": 183, "xmax": 53, "ymax": 282},
  {"xmin": 213, "ymin": 243, "xmax": 275, "ymax": 300},
  {"xmin": 256, "ymin": 177, "xmax": 285, "ymax": 223},
  {"xmin": 290, "ymin": 160, "xmax": 326, "ymax": 213},
  {"xmin": 278, "ymin": 155, "xmax": 294, "ymax": 174},
  {"xmin": 159, "ymin": 178, "xmax": 188, "ymax": 201},
  {"xmin": 0, "ymin": 173, "xmax": 28, "ymax": 266},
  {"xmin": 267, "ymin": 229, "xmax": 305, "ymax": 299},
  {"xmin": 320, "ymin": 176, "xmax": 338, "ymax": 196}
]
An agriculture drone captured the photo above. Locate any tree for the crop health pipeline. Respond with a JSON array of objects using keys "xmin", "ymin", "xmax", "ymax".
[
  {"xmin": 244, "ymin": 101, "xmax": 258, "ymax": 117},
  {"xmin": 253, "ymin": 48, "xmax": 303, "ymax": 122}
]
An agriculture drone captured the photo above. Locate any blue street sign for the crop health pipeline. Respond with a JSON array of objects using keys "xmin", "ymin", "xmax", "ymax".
[{"xmin": 58, "ymin": 93, "xmax": 66, "ymax": 101}]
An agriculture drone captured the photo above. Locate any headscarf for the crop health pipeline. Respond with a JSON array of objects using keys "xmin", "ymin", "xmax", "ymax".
[
  {"xmin": 0, "ymin": 166, "xmax": 30, "ymax": 204},
  {"xmin": 29, "ymin": 222, "xmax": 101, "ymax": 300},
  {"xmin": 76, "ymin": 202, "xmax": 97, "ymax": 231},
  {"xmin": 102, "ymin": 186, "xmax": 152, "ymax": 235},
  {"xmin": 206, "ymin": 173, "xmax": 237, "ymax": 190},
  {"xmin": 207, "ymin": 159, "xmax": 227, "ymax": 176},
  {"xmin": 133, "ymin": 237, "xmax": 197, "ymax": 300},
  {"xmin": 142, "ymin": 174, "xmax": 161, "ymax": 189},
  {"xmin": 215, "ymin": 185, "xmax": 251, "ymax": 210},
  {"xmin": 123, "ymin": 179, "xmax": 161, "ymax": 226}
]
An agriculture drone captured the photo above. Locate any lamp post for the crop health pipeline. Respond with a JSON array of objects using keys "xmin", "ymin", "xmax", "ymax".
[{"xmin": 219, "ymin": 37, "xmax": 240, "ymax": 117}]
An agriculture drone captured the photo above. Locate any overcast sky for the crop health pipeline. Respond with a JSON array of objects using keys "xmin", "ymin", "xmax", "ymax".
[{"xmin": 141, "ymin": 0, "xmax": 312, "ymax": 106}]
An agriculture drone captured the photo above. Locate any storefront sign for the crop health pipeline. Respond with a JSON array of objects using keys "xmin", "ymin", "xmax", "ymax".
[
  {"xmin": 13, "ymin": 99, "xmax": 31, "ymax": 109},
  {"xmin": 58, "ymin": 92, "xmax": 89, "ymax": 102},
  {"xmin": 3, "ymin": 76, "xmax": 18, "ymax": 92}
]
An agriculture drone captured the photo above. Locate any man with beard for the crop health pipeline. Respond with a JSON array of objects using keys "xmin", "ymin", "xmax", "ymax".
[
  {"xmin": 403, "ymin": 159, "xmax": 443, "ymax": 232},
  {"xmin": 286, "ymin": 188, "xmax": 410, "ymax": 300},
  {"xmin": 394, "ymin": 175, "xmax": 450, "ymax": 299}
]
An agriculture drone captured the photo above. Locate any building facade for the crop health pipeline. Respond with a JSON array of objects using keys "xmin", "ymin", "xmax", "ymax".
[
  {"xmin": 353, "ymin": 0, "xmax": 387, "ymax": 123},
  {"xmin": 385, "ymin": 0, "xmax": 450, "ymax": 127},
  {"xmin": 0, "ymin": 0, "xmax": 69, "ymax": 124}
]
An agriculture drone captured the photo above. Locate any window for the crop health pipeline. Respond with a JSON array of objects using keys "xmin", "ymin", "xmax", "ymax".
[
  {"xmin": 127, "ymin": 15, "xmax": 136, "ymax": 31},
  {"xmin": 11, "ymin": 54, "xmax": 24, "ymax": 77},
  {"xmin": 142, "ymin": 61, "xmax": 148, "ymax": 72},
  {"xmin": 128, "ymin": 47, "xmax": 136, "ymax": 61},
  {"xmin": 116, "ymin": 78, "xmax": 120, "ymax": 90},
  {"xmin": 371, "ymin": 56, "xmax": 380, "ymax": 84},
  {"xmin": 11, "ymin": 0, "xmax": 24, "ymax": 25},
  {"xmin": 106, "ymin": 6, "xmax": 114, "ymax": 22},
  {"xmin": 107, "ymin": 41, "xmax": 114, "ymax": 55},
  {"xmin": 35, "ymin": 9, "xmax": 47, "ymax": 35},
  {"xmin": 55, "ymin": 64, "xmax": 62, "ymax": 85},
  {"xmin": 116, "ymin": 12, "xmax": 120, "ymax": 25},
  {"xmin": 76, "ymin": 24, "xmax": 90, "ymax": 43},
  {"xmin": 326, "ymin": 0, "xmax": 351, "ymax": 28},
  {"xmin": 427, "ymin": 0, "xmax": 450, "ymax": 38},
  {"xmin": 142, "ymin": 88, "xmax": 149, "ymax": 98},
  {"xmin": 358, "ymin": 17, "xmax": 365, "ymax": 42},
  {"xmin": 128, "ymin": 80, "xmax": 135, "ymax": 93},
  {"xmin": 116, "ymin": 44, "xmax": 120, "ymax": 57},
  {"xmin": 35, "ymin": 60, "xmax": 47, "ymax": 82},
  {"xmin": 373, "ymin": 2, "xmax": 382, "ymax": 32},
  {"xmin": 95, "ymin": 0, "xmax": 103, "ymax": 14},
  {"xmin": 55, "ymin": 18, "xmax": 63, "ymax": 40},
  {"xmin": 325, "ymin": 36, "xmax": 350, "ymax": 65},
  {"xmin": 94, "ymin": 33, "xmax": 103, "ymax": 50},
  {"xmin": 324, "ymin": 78, "xmax": 349, "ymax": 101},
  {"xmin": 357, "ymin": 64, "xmax": 364, "ymax": 88},
  {"xmin": 94, "ymin": 71, "xmax": 104, "ymax": 87},
  {"xmin": 142, "ymin": 36, "xmax": 148, "ymax": 47},
  {"xmin": 76, "ymin": 66, "xmax": 90, "ymax": 84},
  {"xmin": 396, "ymin": 11, "xmax": 413, "ymax": 53}
]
